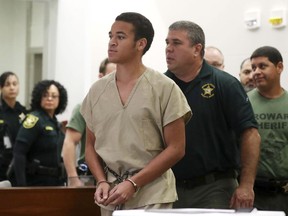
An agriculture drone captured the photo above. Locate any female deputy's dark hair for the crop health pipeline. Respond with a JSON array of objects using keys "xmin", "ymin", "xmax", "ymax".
[
  {"xmin": 0, "ymin": 71, "xmax": 18, "ymax": 88},
  {"xmin": 30, "ymin": 80, "xmax": 68, "ymax": 115},
  {"xmin": 115, "ymin": 12, "xmax": 154, "ymax": 55}
]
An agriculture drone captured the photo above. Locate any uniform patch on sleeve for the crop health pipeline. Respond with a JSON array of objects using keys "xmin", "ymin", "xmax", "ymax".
[{"xmin": 23, "ymin": 114, "xmax": 39, "ymax": 129}]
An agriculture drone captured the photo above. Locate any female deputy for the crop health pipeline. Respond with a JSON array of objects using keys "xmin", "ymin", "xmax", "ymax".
[
  {"xmin": 0, "ymin": 71, "xmax": 27, "ymax": 186},
  {"xmin": 13, "ymin": 80, "xmax": 68, "ymax": 186}
]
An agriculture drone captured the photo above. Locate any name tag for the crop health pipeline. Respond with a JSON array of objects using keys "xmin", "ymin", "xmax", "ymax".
[{"xmin": 4, "ymin": 136, "xmax": 12, "ymax": 149}]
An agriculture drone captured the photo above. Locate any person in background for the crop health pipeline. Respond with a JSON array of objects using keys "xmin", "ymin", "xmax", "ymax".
[
  {"xmin": 165, "ymin": 20, "xmax": 260, "ymax": 209},
  {"xmin": 98, "ymin": 58, "xmax": 117, "ymax": 78},
  {"xmin": 81, "ymin": 12, "xmax": 191, "ymax": 216},
  {"xmin": 248, "ymin": 46, "xmax": 288, "ymax": 215},
  {"xmin": 239, "ymin": 58, "xmax": 255, "ymax": 92},
  {"xmin": 204, "ymin": 46, "xmax": 225, "ymax": 70},
  {"xmin": 62, "ymin": 57, "xmax": 116, "ymax": 187},
  {"xmin": 0, "ymin": 71, "xmax": 27, "ymax": 186},
  {"xmin": 13, "ymin": 80, "xmax": 68, "ymax": 186}
]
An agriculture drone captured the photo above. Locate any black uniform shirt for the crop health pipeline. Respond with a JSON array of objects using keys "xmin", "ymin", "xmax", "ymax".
[
  {"xmin": 0, "ymin": 99, "xmax": 27, "ymax": 148},
  {"xmin": 13, "ymin": 109, "xmax": 64, "ymax": 185},
  {"xmin": 165, "ymin": 60, "xmax": 258, "ymax": 179},
  {"xmin": 14, "ymin": 109, "xmax": 63, "ymax": 166},
  {"xmin": 0, "ymin": 100, "xmax": 26, "ymax": 182}
]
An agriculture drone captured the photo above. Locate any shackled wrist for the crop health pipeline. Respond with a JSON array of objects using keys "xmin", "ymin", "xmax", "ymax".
[
  {"xmin": 96, "ymin": 180, "xmax": 110, "ymax": 188},
  {"xmin": 125, "ymin": 178, "xmax": 139, "ymax": 192}
]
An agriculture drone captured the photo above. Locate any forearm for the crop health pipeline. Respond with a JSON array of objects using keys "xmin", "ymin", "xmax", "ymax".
[
  {"xmin": 63, "ymin": 129, "xmax": 83, "ymax": 178},
  {"xmin": 132, "ymin": 144, "xmax": 184, "ymax": 188},
  {"xmin": 85, "ymin": 127, "xmax": 106, "ymax": 182},
  {"xmin": 239, "ymin": 127, "xmax": 261, "ymax": 188},
  {"xmin": 62, "ymin": 142, "xmax": 78, "ymax": 177},
  {"xmin": 85, "ymin": 143, "xmax": 106, "ymax": 181}
]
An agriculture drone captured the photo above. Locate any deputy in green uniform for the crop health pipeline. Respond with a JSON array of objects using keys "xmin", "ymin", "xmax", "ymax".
[{"xmin": 13, "ymin": 80, "xmax": 68, "ymax": 186}]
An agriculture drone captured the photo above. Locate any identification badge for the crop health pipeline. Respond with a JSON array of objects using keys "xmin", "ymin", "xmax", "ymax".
[{"xmin": 4, "ymin": 136, "xmax": 12, "ymax": 149}]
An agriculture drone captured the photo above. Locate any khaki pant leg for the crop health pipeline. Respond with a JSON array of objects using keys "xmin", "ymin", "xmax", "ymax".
[
  {"xmin": 100, "ymin": 207, "xmax": 113, "ymax": 216},
  {"xmin": 100, "ymin": 202, "xmax": 173, "ymax": 216}
]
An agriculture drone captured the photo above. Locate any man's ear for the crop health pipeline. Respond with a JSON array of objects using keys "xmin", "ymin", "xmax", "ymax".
[
  {"xmin": 276, "ymin": 61, "xmax": 284, "ymax": 74},
  {"xmin": 137, "ymin": 38, "xmax": 147, "ymax": 51},
  {"xmin": 194, "ymin": 43, "xmax": 203, "ymax": 56}
]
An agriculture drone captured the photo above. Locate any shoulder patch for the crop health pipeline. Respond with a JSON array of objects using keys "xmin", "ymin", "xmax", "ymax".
[{"xmin": 23, "ymin": 114, "xmax": 39, "ymax": 129}]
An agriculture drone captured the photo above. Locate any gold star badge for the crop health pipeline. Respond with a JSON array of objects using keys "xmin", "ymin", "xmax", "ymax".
[{"xmin": 201, "ymin": 83, "xmax": 215, "ymax": 98}]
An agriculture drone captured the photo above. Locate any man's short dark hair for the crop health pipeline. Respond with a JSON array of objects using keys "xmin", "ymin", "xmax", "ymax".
[
  {"xmin": 115, "ymin": 12, "xmax": 154, "ymax": 55},
  {"xmin": 250, "ymin": 46, "xmax": 283, "ymax": 66}
]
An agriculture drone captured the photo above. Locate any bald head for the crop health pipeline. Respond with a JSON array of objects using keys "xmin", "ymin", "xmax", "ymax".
[
  {"xmin": 239, "ymin": 58, "xmax": 255, "ymax": 92},
  {"xmin": 204, "ymin": 46, "xmax": 225, "ymax": 70}
]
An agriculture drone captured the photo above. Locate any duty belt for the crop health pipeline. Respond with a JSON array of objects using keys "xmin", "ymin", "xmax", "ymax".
[
  {"xmin": 254, "ymin": 178, "xmax": 288, "ymax": 194},
  {"xmin": 36, "ymin": 165, "xmax": 60, "ymax": 177},
  {"xmin": 176, "ymin": 169, "xmax": 238, "ymax": 189},
  {"xmin": 27, "ymin": 159, "xmax": 63, "ymax": 177}
]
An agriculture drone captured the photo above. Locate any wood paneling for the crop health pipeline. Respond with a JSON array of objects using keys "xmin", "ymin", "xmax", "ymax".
[{"xmin": 0, "ymin": 186, "xmax": 100, "ymax": 216}]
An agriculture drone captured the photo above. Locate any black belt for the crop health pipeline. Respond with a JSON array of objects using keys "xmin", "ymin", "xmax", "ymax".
[
  {"xmin": 176, "ymin": 169, "xmax": 238, "ymax": 189},
  {"xmin": 36, "ymin": 165, "xmax": 60, "ymax": 177},
  {"xmin": 27, "ymin": 159, "xmax": 65, "ymax": 177},
  {"xmin": 254, "ymin": 178, "xmax": 288, "ymax": 194}
]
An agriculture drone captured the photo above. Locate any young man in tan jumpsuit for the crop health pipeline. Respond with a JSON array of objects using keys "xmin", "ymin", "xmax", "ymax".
[{"xmin": 81, "ymin": 12, "xmax": 191, "ymax": 216}]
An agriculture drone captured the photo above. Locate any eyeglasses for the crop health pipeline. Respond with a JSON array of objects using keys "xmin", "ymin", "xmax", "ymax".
[{"xmin": 42, "ymin": 93, "xmax": 59, "ymax": 100}]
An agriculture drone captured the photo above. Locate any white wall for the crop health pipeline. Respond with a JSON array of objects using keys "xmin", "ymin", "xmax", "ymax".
[
  {"xmin": 0, "ymin": 0, "xmax": 27, "ymax": 104},
  {"xmin": 30, "ymin": 2, "xmax": 44, "ymax": 48},
  {"xmin": 0, "ymin": 0, "xmax": 58, "ymax": 106},
  {"xmin": 1, "ymin": 0, "xmax": 288, "ymax": 121},
  {"xmin": 55, "ymin": 0, "xmax": 288, "ymax": 121}
]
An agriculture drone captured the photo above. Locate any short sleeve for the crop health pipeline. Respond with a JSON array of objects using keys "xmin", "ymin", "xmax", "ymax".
[
  {"xmin": 163, "ymin": 83, "xmax": 192, "ymax": 127},
  {"xmin": 66, "ymin": 104, "xmax": 85, "ymax": 134},
  {"xmin": 80, "ymin": 91, "xmax": 93, "ymax": 131}
]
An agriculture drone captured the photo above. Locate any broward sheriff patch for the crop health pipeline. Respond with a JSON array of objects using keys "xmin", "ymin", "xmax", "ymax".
[
  {"xmin": 201, "ymin": 83, "xmax": 215, "ymax": 98},
  {"xmin": 23, "ymin": 114, "xmax": 39, "ymax": 129}
]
